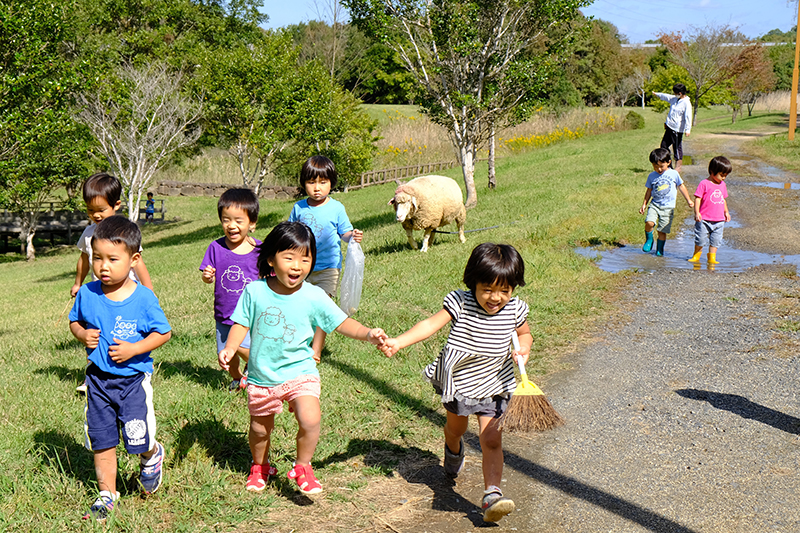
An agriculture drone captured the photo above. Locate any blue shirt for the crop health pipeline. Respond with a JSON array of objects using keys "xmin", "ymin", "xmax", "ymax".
[
  {"xmin": 645, "ymin": 168, "xmax": 683, "ymax": 208},
  {"xmin": 231, "ymin": 279, "xmax": 347, "ymax": 387},
  {"xmin": 69, "ymin": 282, "xmax": 171, "ymax": 376},
  {"xmin": 288, "ymin": 198, "xmax": 353, "ymax": 270}
]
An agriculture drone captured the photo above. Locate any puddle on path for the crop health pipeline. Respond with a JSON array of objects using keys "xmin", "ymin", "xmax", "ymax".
[
  {"xmin": 751, "ymin": 181, "xmax": 800, "ymax": 190},
  {"xmin": 576, "ymin": 217, "xmax": 800, "ymax": 273}
]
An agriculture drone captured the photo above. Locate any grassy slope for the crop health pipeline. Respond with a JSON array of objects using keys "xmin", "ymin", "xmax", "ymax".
[{"xmin": 1, "ymin": 108, "xmax": 695, "ymax": 531}]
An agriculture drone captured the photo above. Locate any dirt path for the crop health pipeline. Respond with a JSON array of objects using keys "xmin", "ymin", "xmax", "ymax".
[{"xmin": 354, "ymin": 131, "xmax": 800, "ymax": 533}]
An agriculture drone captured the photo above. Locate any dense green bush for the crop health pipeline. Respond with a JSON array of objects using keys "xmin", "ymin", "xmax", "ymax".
[{"xmin": 624, "ymin": 110, "xmax": 645, "ymax": 130}]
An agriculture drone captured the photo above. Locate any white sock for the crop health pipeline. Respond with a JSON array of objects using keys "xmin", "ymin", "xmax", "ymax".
[
  {"xmin": 98, "ymin": 490, "xmax": 118, "ymax": 502},
  {"xmin": 140, "ymin": 442, "xmax": 162, "ymax": 466},
  {"xmin": 484, "ymin": 485, "xmax": 502, "ymax": 495}
]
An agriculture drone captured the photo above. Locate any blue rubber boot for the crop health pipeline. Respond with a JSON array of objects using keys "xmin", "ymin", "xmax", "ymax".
[
  {"xmin": 642, "ymin": 231, "xmax": 654, "ymax": 252},
  {"xmin": 655, "ymin": 239, "xmax": 666, "ymax": 257}
]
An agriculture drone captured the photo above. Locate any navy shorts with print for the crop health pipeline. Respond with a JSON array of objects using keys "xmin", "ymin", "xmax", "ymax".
[{"xmin": 84, "ymin": 364, "xmax": 155, "ymax": 454}]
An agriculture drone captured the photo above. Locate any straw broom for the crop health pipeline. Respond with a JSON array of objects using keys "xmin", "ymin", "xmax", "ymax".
[{"xmin": 499, "ymin": 332, "xmax": 564, "ymax": 432}]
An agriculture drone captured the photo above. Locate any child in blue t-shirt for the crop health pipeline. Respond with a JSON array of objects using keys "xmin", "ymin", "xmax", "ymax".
[
  {"xmin": 69, "ymin": 216, "xmax": 171, "ymax": 522},
  {"xmin": 639, "ymin": 148, "xmax": 694, "ymax": 256},
  {"xmin": 288, "ymin": 156, "xmax": 363, "ymax": 361},
  {"xmin": 218, "ymin": 221, "xmax": 386, "ymax": 494},
  {"xmin": 145, "ymin": 192, "xmax": 155, "ymax": 223}
]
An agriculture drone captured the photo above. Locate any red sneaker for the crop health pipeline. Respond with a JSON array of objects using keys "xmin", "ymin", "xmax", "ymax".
[
  {"xmin": 287, "ymin": 463, "xmax": 322, "ymax": 494},
  {"xmin": 246, "ymin": 462, "xmax": 277, "ymax": 492}
]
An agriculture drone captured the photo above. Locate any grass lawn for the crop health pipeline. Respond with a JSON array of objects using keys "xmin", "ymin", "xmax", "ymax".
[{"xmin": 0, "ymin": 106, "xmax": 718, "ymax": 531}]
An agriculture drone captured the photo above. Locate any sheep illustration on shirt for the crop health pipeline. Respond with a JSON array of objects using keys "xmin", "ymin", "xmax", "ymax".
[
  {"xmin": 256, "ymin": 306, "xmax": 296, "ymax": 343},
  {"xmin": 220, "ymin": 265, "xmax": 253, "ymax": 294},
  {"xmin": 710, "ymin": 189, "xmax": 725, "ymax": 204}
]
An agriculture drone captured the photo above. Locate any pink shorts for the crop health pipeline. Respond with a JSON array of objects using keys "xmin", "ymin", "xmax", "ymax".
[{"xmin": 247, "ymin": 374, "xmax": 321, "ymax": 417}]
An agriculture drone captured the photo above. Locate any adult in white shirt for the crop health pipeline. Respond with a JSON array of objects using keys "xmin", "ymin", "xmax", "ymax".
[{"xmin": 653, "ymin": 83, "xmax": 692, "ymax": 173}]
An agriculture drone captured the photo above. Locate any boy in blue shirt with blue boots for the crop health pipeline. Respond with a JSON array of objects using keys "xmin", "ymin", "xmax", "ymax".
[
  {"xmin": 69, "ymin": 216, "xmax": 172, "ymax": 521},
  {"xmin": 639, "ymin": 148, "xmax": 694, "ymax": 256}
]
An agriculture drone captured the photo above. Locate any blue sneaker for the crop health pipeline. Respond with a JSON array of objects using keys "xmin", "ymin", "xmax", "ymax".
[
  {"xmin": 82, "ymin": 491, "xmax": 118, "ymax": 522},
  {"xmin": 139, "ymin": 442, "xmax": 164, "ymax": 494}
]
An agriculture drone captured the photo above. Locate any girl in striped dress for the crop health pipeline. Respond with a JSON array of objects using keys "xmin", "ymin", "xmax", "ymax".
[{"xmin": 381, "ymin": 243, "xmax": 532, "ymax": 523}]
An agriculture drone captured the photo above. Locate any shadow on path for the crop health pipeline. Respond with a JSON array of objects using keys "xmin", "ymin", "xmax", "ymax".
[
  {"xmin": 675, "ymin": 388, "xmax": 800, "ymax": 435},
  {"xmin": 330, "ymin": 358, "xmax": 698, "ymax": 531}
]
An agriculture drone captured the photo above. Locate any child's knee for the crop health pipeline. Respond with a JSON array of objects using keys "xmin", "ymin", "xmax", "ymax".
[{"xmin": 250, "ymin": 417, "xmax": 273, "ymax": 439}]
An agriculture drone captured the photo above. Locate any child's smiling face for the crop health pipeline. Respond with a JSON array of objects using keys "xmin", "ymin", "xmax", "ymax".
[
  {"xmin": 86, "ymin": 197, "xmax": 121, "ymax": 223},
  {"xmin": 220, "ymin": 205, "xmax": 255, "ymax": 248},
  {"xmin": 474, "ymin": 280, "xmax": 513, "ymax": 315},
  {"xmin": 267, "ymin": 247, "xmax": 313, "ymax": 295}
]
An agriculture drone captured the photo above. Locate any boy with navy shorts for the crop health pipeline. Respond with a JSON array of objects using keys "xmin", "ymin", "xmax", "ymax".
[{"xmin": 69, "ymin": 216, "xmax": 172, "ymax": 522}]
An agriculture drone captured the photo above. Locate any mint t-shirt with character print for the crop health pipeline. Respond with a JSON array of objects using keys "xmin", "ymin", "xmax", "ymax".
[{"xmin": 230, "ymin": 279, "xmax": 348, "ymax": 387}]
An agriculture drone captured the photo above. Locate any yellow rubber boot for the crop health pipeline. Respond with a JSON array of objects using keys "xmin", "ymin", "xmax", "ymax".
[
  {"xmin": 707, "ymin": 253, "xmax": 719, "ymax": 264},
  {"xmin": 687, "ymin": 251, "xmax": 702, "ymax": 263}
]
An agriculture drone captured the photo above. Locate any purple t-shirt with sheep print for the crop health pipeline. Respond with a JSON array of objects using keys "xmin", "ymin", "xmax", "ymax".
[{"xmin": 200, "ymin": 237, "xmax": 261, "ymax": 325}]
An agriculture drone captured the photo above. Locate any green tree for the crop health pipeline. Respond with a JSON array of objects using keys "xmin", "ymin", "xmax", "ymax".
[
  {"xmin": 196, "ymin": 32, "xmax": 376, "ymax": 192},
  {"xmin": 565, "ymin": 19, "xmax": 629, "ymax": 105},
  {"xmin": 0, "ymin": 0, "xmax": 93, "ymax": 260},
  {"xmin": 345, "ymin": 0, "xmax": 588, "ymax": 209}
]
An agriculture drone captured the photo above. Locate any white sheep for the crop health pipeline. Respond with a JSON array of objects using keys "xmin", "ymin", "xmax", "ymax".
[{"xmin": 388, "ymin": 175, "xmax": 466, "ymax": 252}]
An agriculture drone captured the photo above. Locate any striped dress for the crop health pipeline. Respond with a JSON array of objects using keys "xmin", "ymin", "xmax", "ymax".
[{"xmin": 424, "ymin": 290, "xmax": 529, "ymax": 406}]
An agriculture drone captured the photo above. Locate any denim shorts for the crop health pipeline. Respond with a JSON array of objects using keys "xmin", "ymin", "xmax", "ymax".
[
  {"xmin": 695, "ymin": 220, "xmax": 725, "ymax": 248},
  {"xmin": 215, "ymin": 321, "xmax": 251, "ymax": 353}
]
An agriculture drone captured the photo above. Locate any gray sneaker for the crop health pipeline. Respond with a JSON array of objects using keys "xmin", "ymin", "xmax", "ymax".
[
  {"xmin": 482, "ymin": 490, "xmax": 515, "ymax": 522},
  {"xmin": 443, "ymin": 438, "xmax": 465, "ymax": 477}
]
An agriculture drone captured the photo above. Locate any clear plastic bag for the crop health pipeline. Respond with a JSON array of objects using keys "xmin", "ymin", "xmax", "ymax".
[{"xmin": 339, "ymin": 240, "xmax": 365, "ymax": 316}]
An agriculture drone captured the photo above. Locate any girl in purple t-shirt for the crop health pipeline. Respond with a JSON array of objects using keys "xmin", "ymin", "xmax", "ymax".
[
  {"xmin": 688, "ymin": 156, "xmax": 732, "ymax": 265},
  {"xmin": 200, "ymin": 189, "xmax": 261, "ymax": 390}
]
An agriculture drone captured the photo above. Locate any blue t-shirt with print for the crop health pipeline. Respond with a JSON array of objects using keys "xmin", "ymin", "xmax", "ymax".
[
  {"xmin": 288, "ymin": 198, "xmax": 353, "ymax": 270},
  {"xmin": 645, "ymin": 168, "xmax": 683, "ymax": 208},
  {"xmin": 231, "ymin": 279, "xmax": 347, "ymax": 387},
  {"xmin": 69, "ymin": 281, "xmax": 171, "ymax": 376}
]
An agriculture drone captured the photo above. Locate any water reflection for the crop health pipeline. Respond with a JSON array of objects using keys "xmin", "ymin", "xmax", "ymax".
[
  {"xmin": 751, "ymin": 182, "xmax": 800, "ymax": 190},
  {"xmin": 576, "ymin": 218, "xmax": 800, "ymax": 274}
]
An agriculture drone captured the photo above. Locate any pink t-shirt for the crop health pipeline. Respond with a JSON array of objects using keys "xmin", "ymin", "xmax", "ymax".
[{"xmin": 694, "ymin": 179, "xmax": 728, "ymax": 222}]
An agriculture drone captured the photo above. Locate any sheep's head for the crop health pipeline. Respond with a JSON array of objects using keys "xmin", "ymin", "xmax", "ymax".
[{"xmin": 388, "ymin": 190, "xmax": 417, "ymax": 222}]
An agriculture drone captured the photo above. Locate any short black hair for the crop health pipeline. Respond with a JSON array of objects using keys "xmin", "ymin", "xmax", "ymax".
[
  {"xmin": 83, "ymin": 173, "xmax": 122, "ymax": 205},
  {"xmin": 217, "ymin": 188, "xmax": 259, "ymax": 223},
  {"xmin": 673, "ymin": 83, "xmax": 688, "ymax": 95},
  {"xmin": 300, "ymin": 155, "xmax": 338, "ymax": 190},
  {"xmin": 708, "ymin": 156, "xmax": 732, "ymax": 176},
  {"xmin": 147, "ymin": 192, "xmax": 153, "ymax": 198},
  {"xmin": 91, "ymin": 215, "xmax": 141, "ymax": 256},
  {"xmin": 257, "ymin": 221, "xmax": 317, "ymax": 278},
  {"xmin": 650, "ymin": 148, "xmax": 672, "ymax": 164},
  {"xmin": 463, "ymin": 243, "xmax": 526, "ymax": 292}
]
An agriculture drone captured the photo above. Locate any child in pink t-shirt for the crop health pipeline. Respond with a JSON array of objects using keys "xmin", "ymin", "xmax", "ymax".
[{"xmin": 688, "ymin": 156, "xmax": 732, "ymax": 264}]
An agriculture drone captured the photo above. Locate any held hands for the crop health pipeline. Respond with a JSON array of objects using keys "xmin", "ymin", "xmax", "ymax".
[
  {"xmin": 379, "ymin": 338, "xmax": 401, "ymax": 358},
  {"xmin": 366, "ymin": 328, "xmax": 388, "ymax": 347},
  {"xmin": 201, "ymin": 266, "xmax": 216, "ymax": 284}
]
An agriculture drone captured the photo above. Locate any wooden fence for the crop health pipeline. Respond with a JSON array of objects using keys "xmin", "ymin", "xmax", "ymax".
[{"xmin": 347, "ymin": 160, "xmax": 458, "ymax": 190}]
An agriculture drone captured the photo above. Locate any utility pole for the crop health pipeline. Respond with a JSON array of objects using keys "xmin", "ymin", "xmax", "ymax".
[{"xmin": 790, "ymin": 2, "xmax": 800, "ymax": 140}]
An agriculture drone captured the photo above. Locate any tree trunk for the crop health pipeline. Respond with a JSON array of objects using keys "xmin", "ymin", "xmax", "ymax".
[
  {"xmin": 460, "ymin": 143, "xmax": 478, "ymax": 209},
  {"xmin": 487, "ymin": 125, "xmax": 496, "ymax": 190},
  {"xmin": 20, "ymin": 213, "xmax": 38, "ymax": 261}
]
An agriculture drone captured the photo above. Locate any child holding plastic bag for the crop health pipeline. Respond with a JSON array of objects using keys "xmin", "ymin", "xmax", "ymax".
[
  {"xmin": 339, "ymin": 239, "xmax": 364, "ymax": 316},
  {"xmin": 288, "ymin": 156, "xmax": 363, "ymax": 360}
]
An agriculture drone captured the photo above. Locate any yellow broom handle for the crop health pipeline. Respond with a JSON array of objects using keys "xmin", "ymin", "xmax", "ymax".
[{"xmin": 511, "ymin": 332, "xmax": 528, "ymax": 380}]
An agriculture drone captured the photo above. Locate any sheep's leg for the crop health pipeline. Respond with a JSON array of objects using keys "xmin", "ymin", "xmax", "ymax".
[
  {"xmin": 458, "ymin": 222, "xmax": 466, "ymax": 244},
  {"xmin": 405, "ymin": 226, "xmax": 418, "ymax": 250},
  {"xmin": 420, "ymin": 229, "xmax": 432, "ymax": 252}
]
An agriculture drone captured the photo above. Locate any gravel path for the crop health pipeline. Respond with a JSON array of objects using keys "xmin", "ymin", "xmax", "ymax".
[{"xmin": 388, "ymin": 133, "xmax": 800, "ymax": 533}]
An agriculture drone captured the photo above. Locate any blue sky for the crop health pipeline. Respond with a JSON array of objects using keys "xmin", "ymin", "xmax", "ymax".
[{"xmin": 261, "ymin": 0, "xmax": 798, "ymax": 43}]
